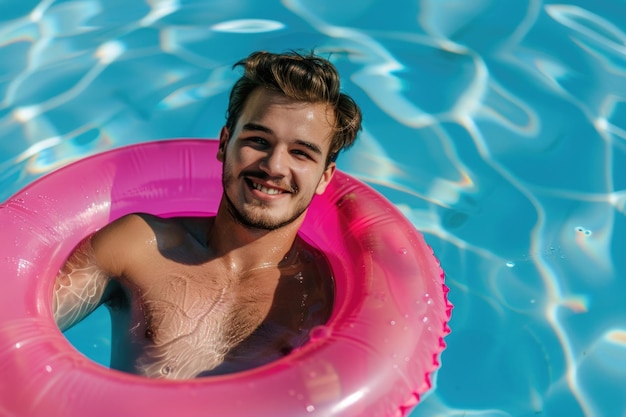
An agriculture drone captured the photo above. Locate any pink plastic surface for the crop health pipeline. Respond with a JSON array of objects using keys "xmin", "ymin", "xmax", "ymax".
[{"xmin": 0, "ymin": 139, "xmax": 451, "ymax": 417}]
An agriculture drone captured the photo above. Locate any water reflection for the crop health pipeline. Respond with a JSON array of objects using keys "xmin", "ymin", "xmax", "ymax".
[{"xmin": 1, "ymin": 0, "xmax": 625, "ymax": 416}]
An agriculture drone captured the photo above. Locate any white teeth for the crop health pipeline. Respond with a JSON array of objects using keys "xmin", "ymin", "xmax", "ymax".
[{"xmin": 252, "ymin": 182, "xmax": 281, "ymax": 195}]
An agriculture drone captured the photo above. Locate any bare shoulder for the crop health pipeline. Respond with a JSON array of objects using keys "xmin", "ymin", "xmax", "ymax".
[
  {"xmin": 92, "ymin": 213, "xmax": 213, "ymax": 276},
  {"xmin": 293, "ymin": 236, "xmax": 333, "ymax": 271},
  {"xmin": 93, "ymin": 213, "xmax": 154, "ymax": 240},
  {"xmin": 290, "ymin": 236, "xmax": 334, "ymax": 309},
  {"xmin": 90, "ymin": 213, "xmax": 164, "ymax": 277}
]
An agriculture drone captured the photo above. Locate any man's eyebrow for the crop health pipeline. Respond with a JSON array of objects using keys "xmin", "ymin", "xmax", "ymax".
[{"xmin": 242, "ymin": 123, "xmax": 273, "ymax": 134}]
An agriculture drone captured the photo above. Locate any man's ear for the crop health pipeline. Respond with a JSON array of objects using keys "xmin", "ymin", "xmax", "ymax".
[
  {"xmin": 315, "ymin": 162, "xmax": 336, "ymax": 195},
  {"xmin": 217, "ymin": 127, "xmax": 229, "ymax": 162}
]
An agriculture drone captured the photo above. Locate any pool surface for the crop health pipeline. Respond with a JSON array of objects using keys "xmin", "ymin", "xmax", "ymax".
[{"xmin": 1, "ymin": 1, "xmax": 625, "ymax": 416}]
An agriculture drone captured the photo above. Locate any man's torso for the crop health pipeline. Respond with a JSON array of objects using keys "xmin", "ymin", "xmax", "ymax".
[{"xmin": 104, "ymin": 216, "xmax": 333, "ymax": 379}]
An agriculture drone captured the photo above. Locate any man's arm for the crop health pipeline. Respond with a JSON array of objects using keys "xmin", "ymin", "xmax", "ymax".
[
  {"xmin": 52, "ymin": 214, "xmax": 158, "ymax": 331},
  {"xmin": 52, "ymin": 236, "xmax": 113, "ymax": 331}
]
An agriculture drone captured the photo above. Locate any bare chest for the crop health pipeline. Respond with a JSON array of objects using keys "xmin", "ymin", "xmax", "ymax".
[
  {"xmin": 119, "ymin": 267, "xmax": 315, "ymax": 379},
  {"xmin": 142, "ymin": 272, "xmax": 275, "ymax": 344}
]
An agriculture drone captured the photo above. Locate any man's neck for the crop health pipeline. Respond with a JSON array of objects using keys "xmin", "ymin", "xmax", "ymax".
[{"xmin": 207, "ymin": 201, "xmax": 305, "ymax": 276}]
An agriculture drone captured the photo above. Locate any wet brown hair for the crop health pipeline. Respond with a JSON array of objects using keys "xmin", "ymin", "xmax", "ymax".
[{"xmin": 225, "ymin": 51, "xmax": 362, "ymax": 164}]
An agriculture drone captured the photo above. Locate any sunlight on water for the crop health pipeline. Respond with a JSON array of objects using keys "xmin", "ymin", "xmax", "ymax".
[
  {"xmin": 211, "ymin": 19, "xmax": 286, "ymax": 33},
  {"xmin": 1, "ymin": 0, "xmax": 625, "ymax": 416}
]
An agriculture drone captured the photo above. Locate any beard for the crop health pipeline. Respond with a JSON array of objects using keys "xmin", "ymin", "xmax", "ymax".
[
  {"xmin": 221, "ymin": 163, "xmax": 313, "ymax": 231},
  {"xmin": 222, "ymin": 191, "xmax": 308, "ymax": 231}
]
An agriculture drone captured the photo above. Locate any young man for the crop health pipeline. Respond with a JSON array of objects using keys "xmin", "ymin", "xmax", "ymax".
[{"xmin": 53, "ymin": 51, "xmax": 362, "ymax": 379}]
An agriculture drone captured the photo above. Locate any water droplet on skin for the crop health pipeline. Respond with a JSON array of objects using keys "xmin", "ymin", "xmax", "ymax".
[
  {"xmin": 306, "ymin": 405, "xmax": 315, "ymax": 413},
  {"xmin": 399, "ymin": 247, "xmax": 408, "ymax": 255}
]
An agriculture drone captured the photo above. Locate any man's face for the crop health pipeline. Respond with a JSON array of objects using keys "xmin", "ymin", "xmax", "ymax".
[{"xmin": 217, "ymin": 88, "xmax": 336, "ymax": 231}]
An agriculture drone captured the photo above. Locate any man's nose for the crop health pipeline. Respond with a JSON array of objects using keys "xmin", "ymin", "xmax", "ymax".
[{"xmin": 260, "ymin": 147, "xmax": 289, "ymax": 177}]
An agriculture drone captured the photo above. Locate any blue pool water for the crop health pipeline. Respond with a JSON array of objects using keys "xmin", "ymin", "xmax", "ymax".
[{"xmin": 2, "ymin": 1, "xmax": 625, "ymax": 416}]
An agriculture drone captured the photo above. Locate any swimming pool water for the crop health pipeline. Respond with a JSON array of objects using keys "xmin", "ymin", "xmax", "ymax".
[{"xmin": 2, "ymin": 1, "xmax": 625, "ymax": 416}]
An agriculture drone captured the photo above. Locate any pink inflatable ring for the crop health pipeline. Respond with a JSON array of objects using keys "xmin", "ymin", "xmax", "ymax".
[{"xmin": 0, "ymin": 139, "xmax": 450, "ymax": 417}]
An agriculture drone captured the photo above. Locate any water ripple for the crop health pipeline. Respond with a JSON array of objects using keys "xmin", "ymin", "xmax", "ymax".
[{"xmin": 1, "ymin": 1, "xmax": 625, "ymax": 417}]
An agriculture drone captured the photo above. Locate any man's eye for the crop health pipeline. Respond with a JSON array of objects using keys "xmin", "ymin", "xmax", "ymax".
[
  {"xmin": 247, "ymin": 137, "xmax": 268, "ymax": 146},
  {"xmin": 292, "ymin": 149, "xmax": 313, "ymax": 160}
]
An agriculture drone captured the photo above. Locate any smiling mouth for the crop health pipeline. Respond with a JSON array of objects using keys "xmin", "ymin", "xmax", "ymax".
[
  {"xmin": 252, "ymin": 182, "xmax": 282, "ymax": 195},
  {"xmin": 246, "ymin": 178, "xmax": 291, "ymax": 195}
]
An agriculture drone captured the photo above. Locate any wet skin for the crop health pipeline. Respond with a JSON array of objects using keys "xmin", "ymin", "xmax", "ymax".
[{"xmin": 107, "ymin": 215, "xmax": 334, "ymax": 378}]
